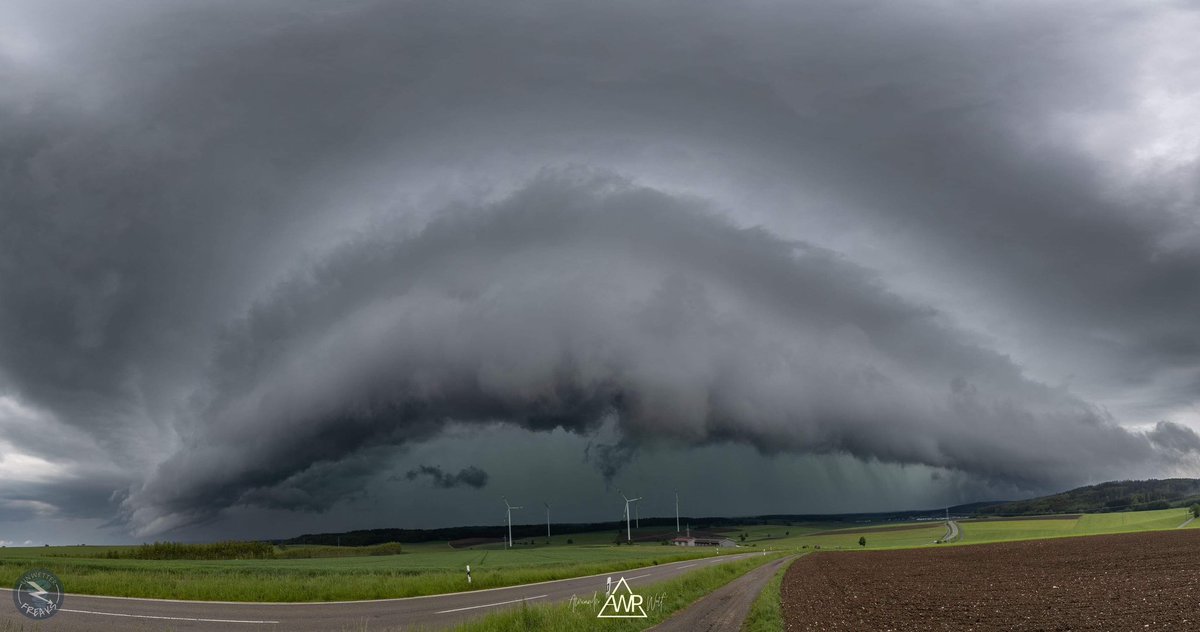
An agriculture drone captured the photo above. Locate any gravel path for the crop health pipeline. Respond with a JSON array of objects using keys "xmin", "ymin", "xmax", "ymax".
[{"xmin": 649, "ymin": 554, "xmax": 795, "ymax": 632}]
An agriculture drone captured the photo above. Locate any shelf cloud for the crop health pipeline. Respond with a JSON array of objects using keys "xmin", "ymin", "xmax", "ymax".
[{"xmin": 1, "ymin": 0, "xmax": 1198, "ymax": 538}]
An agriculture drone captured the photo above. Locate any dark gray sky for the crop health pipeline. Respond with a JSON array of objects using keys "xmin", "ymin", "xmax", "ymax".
[{"xmin": 1, "ymin": 0, "xmax": 1198, "ymax": 544}]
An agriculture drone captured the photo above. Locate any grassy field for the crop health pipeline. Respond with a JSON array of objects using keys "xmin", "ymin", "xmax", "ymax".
[
  {"xmin": 955, "ymin": 507, "xmax": 1196, "ymax": 544},
  {"xmin": 448, "ymin": 553, "xmax": 786, "ymax": 632},
  {"xmin": 728, "ymin": 507, "xmax": 1200, "ymax": 550},
  {"xmin": 719, "ymin": 521, "xmax": 950, "ymax": 551},
  {"xmin": 0, "ymin": 543, "xmax": 723, "ymax": 602}
]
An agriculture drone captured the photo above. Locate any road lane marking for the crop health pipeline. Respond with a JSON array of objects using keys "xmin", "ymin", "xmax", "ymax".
[
  {"xmin": 678, "ymin": 564, "xmax": 696, "ymax": 569},
  {"xmin": 435, "ymin": 594, "xmax": 548, "ymax": 614},
  {"xmin": 626, "ymin": 574, "xmax": 652, "ymax": 580},
  {"xmin": 61, "ymin": 609, "xmax": 277, "ymax": 624}
]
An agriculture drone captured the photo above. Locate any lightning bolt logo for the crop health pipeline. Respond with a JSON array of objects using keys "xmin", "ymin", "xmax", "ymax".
[
  {"xmin": 12, "ymin": 569, "xmax": 63, "ymax": 620},
  {"xmin": 23, "ymin": 579, "xmax": 52, "ymax": 604}
]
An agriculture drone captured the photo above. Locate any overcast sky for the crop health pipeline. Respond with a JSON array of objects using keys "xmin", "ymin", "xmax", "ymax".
[{"xmin": 2, "ymin": 0, "xmax": 1199, "ymax": 544}]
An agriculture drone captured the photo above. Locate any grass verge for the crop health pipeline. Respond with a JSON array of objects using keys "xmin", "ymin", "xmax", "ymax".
[
  {"xmin": 741, "ymin": 555, "xmax": 797, "ymax": 632},
  {"xmin": 448, "ymin": 553, "xmax": 785, "ymax": 632}
]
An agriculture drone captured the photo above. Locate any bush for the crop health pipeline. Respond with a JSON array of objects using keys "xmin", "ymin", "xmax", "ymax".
[
  {"xmin": 1191, "ymin": 504, "xmax": 1199, "ymax": 519},
  {"xmin": 858, "ymin": 536, "xmax": 867, "ymax": 547},
  {"xmin": 107, "ymin": 540, "xmax": 275, "ymax": 560},
  {"xmin": 368, "ymin": 542, "xmax": 404, "ymax": 556}
]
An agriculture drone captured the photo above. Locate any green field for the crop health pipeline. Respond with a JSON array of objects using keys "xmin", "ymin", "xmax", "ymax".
[
  {"xmin": 954, "ymin": 507, "xmax": 1197, "ymax": 544},
  {"xmin": 706, "ymin": 507, "xmax": 1199, "ymax": 554},
  {"xmin": 720, "ymin": 521, "xmax": 950, "ymax": 550},
  {"xmin": 0, "ymin": 542, "xmax": 723, "ymax": 602}
]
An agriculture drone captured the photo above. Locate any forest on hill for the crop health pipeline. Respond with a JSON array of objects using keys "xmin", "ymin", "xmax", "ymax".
[{"xmin": 978, "ymin": 479, "xmax": 1200, "ymax": 516}]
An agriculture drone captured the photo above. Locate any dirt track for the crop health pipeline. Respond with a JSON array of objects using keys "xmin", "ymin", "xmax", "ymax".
[
  {"xmin": 651, "ymin": 555, "xmax": 795, "ymax": 632},
  {"xmin": 782, "ymin": 529, "xmax": 1200, "ymax": 630}
]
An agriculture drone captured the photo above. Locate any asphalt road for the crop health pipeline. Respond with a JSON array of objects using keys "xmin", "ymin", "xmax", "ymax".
[
  {"xmin": 1, "ymin": 551, "xmax": 762, "ymax": 631},
  {"xmin": 650, "ymin": 554, "xmax": 796, "ymax": 632},
  {"xmin": 944, "ymin": 520, "xmax": 960, "ymax": 542}
]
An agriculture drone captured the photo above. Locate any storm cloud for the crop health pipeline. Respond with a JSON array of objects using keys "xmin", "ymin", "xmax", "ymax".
[{"xmin": 1, "ymin": 0, "xmax": 1198, "ymax": 538}]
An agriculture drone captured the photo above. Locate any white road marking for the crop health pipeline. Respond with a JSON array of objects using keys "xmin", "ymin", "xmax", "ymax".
[
  {"xmin": 435, "ymin": 594, "xmax": 548, "ymax": 614},
  {"xmin": 625, "ymin": 574, "xmax": 652, "ymax": 581},
  {"xmin": 62, "ymin": 608, "xmax": 277, "ymax": 624},
  {"xmin": 678, "ymin": 563, "xmax": 696, "ymax": 569}
]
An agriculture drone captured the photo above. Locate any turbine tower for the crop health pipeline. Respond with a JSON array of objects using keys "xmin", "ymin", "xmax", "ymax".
[
  {"xmin": 618, "ymin": 490, "xmax": 642, "ymax": 543},
  {"xmin": 503, "ymin": 497, "xmax": 522, "ymax": 548},
  {"xmin": 544, "ymin": 502, "xmax": 551, "ymax": 542},
  {"xmin": 675, "ymin": 489, "xmax": 680, "ymax": 533}
]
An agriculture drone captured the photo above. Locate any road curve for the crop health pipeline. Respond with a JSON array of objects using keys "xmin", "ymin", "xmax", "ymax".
[
  {"xmin": 1, "ymin": 551, "xmax": 761, "ymax": 631},
  {"xmin": 649, "ymin": 554, "xmax": 795, "ymax": 632},
  {"xmin": 944, "ymin": 520, "xmax": 960, "ymax": 542}
]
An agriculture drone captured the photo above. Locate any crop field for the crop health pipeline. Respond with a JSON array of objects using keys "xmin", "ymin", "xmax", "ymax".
[
  {"xmin": 781, "ymin": 529, "xmax": 1200, "ymax": 630},
  {"xmin": 956, "ymin": 507, "xmax": 1196, "ymax": 544},
  {"xmin": 0, "ymin": 542, "xmax": 721, "ymax": 602},
  {"xmin": 726, "ymin": 507, "xmax": 1198, "ymax": 551}
]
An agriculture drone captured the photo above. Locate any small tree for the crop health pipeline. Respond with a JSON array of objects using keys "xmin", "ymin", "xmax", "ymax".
[
  {"xmin": 858, "ymin": 536, "xmax": 867, "ymax": 547},
  {"xmin": 1191, "ymin": 503, "xmax": 1199, "ymax": 519}
]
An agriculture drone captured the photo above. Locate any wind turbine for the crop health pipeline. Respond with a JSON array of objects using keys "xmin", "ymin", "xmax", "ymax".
[
  {"xmin": 544, "ymin": 502, "xmax": 551, "ymax": 543},
  {"xmin": 503, "ymin": 497, "xmax": 522, "ymax": 548},
  {"xmin": 618, "ymin": 490, "xmax": 642, "ymax": 543},
  {"xmin": 675, "ymin": 489, "xmax": 680, "ymax": 533}
]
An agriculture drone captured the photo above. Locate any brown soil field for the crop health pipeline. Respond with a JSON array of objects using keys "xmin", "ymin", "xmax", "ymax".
[
  {"xmin": 782, "ymin": 529, "xmax": 1200, "ymax": 630},
  {"xmin": 960, "ymin": 514, "xmax": 1081, "ymax": 523},
  {"xmin": 813, "ymin": 522, "xmax": 947, "ymax": 536},
  {"xmin": 447, "ymin": 537, "xmax": 504, "ymax": 548}
]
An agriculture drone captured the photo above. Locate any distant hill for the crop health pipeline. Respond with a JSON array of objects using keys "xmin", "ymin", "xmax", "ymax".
[
  {"xmin": 282, "ymin": 518, "xmax": 734, "ymax": 547},
  {"xmin": 279, "ymin": 503, "xmax": 1003, "ymax": 547},
  {"xmin": 978, "ymin": 478, "xmax": 1200, "ymax": 516}
]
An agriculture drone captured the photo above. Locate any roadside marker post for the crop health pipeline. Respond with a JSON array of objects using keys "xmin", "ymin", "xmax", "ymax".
[
  {"xmin": 466, "ymin": 565, "xmax": 471, "ymax": 584},
  {"xmin": 606, "ymin": 576, "xmax": 612, "ymax": 596}
]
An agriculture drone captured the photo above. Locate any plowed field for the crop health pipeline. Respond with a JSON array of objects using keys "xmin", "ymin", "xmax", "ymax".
[{"xmin": 782, "ymin": 529, "xmax": 1200, "ymax": 630}]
